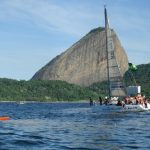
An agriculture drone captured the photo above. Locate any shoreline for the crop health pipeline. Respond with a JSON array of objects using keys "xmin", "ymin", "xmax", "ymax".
[{"xmin": 0, "ymin": 100, "xmax": 89, "ymax": 103}]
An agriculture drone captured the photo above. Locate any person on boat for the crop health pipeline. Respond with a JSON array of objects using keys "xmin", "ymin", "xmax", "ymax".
[
  {"xmin": 132, "ymin": 97, "xmax": 136, "ymax": 104},
  {"xmin": 104, "ymin": 97, "xmax": 108, "ymax": 105},
  {"xmin": 89, "ymin": 97, "xmax": 94, "ymax": 106},
  {"xmin": 144, "ymin": 99, "xmax": 148, "ymax": 108},
  {"xmin": 116, "ymin": 99, "xmax": 122, "ymax": 106},
  {"xmin": 129, "ymin": 97, "xmax": 134, "ymax": 104},
  {"xmin": 137, "ymin": 94, "xmax": 145, "ymax": 104},
  {"xmin": 124, "ymin": 96, "xmax": 130, "ymax": 104},
  {"xmin": 135, "ymin": 96, "xmax": 139, "ymax": 105},
  {"xmin": 122, "ymin": 100, "xmax": 125, "ymax": 107},
  {"xmin": 98, "ymin": 96, "xmax": 103, "ymax": 105},
  {"xmin": 137, "ymin": 93, "xmax": 142, "ymax": 102}
]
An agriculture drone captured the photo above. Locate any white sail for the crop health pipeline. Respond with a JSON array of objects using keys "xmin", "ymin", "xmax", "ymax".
[{"xmin": 105, "ymin": 7, "xmax": 126, "ymax": 97}]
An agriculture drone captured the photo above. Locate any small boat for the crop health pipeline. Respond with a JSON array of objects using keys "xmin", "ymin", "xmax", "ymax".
[
  {"xmin": 17, "ymin": 101, "xmax": 26, "ymax": 104},
  {"xmin": 0, "ymin": 116, "xmax": 10, "ymax": 121},
  {"xmin": 104, "ymin": 7, "xmax": 150, "ymax": 111}
]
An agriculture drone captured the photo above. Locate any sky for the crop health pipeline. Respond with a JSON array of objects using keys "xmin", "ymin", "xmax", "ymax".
[{"xmin": 0, "ymin": 0, "xmax": 150, "ymax": 80}]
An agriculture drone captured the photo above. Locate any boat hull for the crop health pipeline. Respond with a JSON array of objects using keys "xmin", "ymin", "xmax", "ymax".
[
  {"xmin": 108, "ymin": 100, "xmax": 118, "ymax": 105},
  {"xmin": 123, "ymin": 103, "xmax": 150, "ymax": 111}
]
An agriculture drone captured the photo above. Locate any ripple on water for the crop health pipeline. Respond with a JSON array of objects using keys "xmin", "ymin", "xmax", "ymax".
[
  {"xmin": 12, "ymin": 139, "xmax": 45, "ymax": 146},
  {"xmin": 0, "ymin": 103, "xmax": 150, "ymax": 150}
]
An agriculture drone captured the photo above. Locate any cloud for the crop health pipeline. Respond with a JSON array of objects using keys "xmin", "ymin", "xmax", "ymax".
[
  {"xmin": 1, "ymin": 0, "xmax": 150, "ymax": 39},
  {"xmin": 0, "ymin": 0, "xmax": 100, "ymax": 37}
]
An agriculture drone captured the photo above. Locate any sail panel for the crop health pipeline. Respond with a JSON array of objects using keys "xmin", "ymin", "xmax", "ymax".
[
  {"xmin": 106, "ymin": 16, "xmax": 126, "ymax": 97},
  {"xmin": 111, "ymin": 89, "xmax": 126, "ymax": 97}
]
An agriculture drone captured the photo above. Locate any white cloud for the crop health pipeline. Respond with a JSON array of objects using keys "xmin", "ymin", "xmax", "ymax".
[{"xmin": 0, "ymin": 0, "xmax": 100, "ymax": 37}]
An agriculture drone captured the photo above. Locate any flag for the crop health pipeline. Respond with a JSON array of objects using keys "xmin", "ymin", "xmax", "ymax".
[{"xmin": 128, "ymin": 63, "xmax": 137, "ymax": 71}]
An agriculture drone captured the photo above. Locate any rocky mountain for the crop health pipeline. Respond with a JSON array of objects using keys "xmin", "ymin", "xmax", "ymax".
[{"xmin": 32, "ymin": 27, "xmax": 128, "ymax": 86}]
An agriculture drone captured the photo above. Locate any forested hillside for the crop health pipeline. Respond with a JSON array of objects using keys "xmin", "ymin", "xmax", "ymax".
[
  {"xmin": 0, "ymin": 79, "xmax": 98, "ymax": 101},
  {"xmin": 0, "ymin": 63, "xmax": 149, "ymax": 101}
]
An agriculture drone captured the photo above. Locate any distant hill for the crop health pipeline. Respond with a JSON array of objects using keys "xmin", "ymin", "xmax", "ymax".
[
  {"xmin": 0, "ymin": 64, "xmax": 149, "ymax": 101},
  {"xmin": 32, "ymin": 27, "xmax": 128, "ymax": 86}
]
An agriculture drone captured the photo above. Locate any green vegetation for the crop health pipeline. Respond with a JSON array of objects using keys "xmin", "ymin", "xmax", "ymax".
[
  {"xmin": 0, "ymin": 79, "xmax": 98, "ymax": 101},
  {"xmin": 88, "ymin": 81, "xmax": 108, "ymax": 99},
  {"xmin": 86, "ymin": 27, "xmax": 105, "ymax": 35},
  {"xmin": 124, "ymin": 63, "xmax": 150, "ymax": 98},
  {"xmin": 0, "ymin": 63, "xmax": 149, "ymax": 101}
]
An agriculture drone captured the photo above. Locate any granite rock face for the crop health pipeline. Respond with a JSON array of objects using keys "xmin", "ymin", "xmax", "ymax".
[{"xmin": 32, "ymin": 27, "xmax": 128, "ymax": 86}]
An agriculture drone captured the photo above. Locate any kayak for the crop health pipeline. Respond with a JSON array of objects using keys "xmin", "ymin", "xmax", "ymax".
[{"xmin": 0, "ymin": 116, "xmax": 10, "ymax": 121}]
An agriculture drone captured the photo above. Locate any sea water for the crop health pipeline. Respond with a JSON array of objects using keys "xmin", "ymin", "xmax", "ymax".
[{"xmin": 0, "ymin": 102, "xmax": 150, "ymax": 150}]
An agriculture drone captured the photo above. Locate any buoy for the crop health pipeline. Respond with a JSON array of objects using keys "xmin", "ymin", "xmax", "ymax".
[{"xmin": 0, "ymin": 116, "xmax": 10, "ymax": 121}]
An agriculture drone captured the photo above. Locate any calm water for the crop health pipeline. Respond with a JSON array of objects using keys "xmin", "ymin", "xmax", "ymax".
[{"xmin": 0, "ymin": 102, "xmax": 150, "ymax": 150}]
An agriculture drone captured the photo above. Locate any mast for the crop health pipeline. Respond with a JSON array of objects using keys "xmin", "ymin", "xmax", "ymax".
[
  {"xmin": 104, "ymin": 7, "xmax": 111, "ymax": 99},
  {"xmin": 104, "ymin": 7, "xmax": 126, "ymax": 98}
]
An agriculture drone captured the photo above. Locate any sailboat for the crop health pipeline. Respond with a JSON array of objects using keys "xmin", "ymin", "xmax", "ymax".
[
  {"xmin": 104, "ymin": 7, "xmax": 150, "ymax": 111},
  {"xmin": 104, "ymin": 7, "xmax": 126, "ymax": 105}
]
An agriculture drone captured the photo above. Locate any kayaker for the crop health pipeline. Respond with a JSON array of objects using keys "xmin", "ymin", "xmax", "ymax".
[
  {"xmin": 99, "ymin": 96, "xmax": 103, "ymax": 105},
  {"xmin": 89, "ymin": 97, "xmax": 94, "ymax": 106}
]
